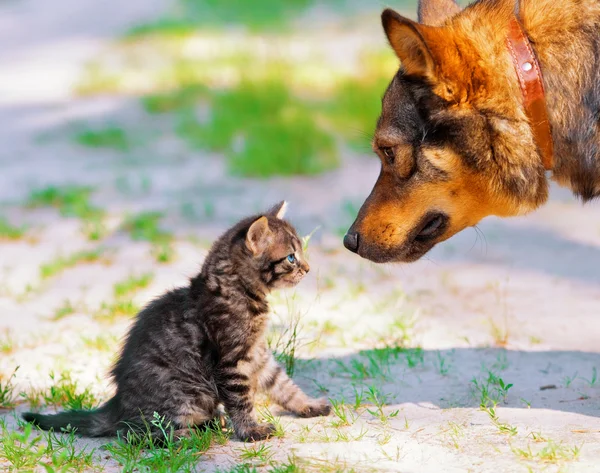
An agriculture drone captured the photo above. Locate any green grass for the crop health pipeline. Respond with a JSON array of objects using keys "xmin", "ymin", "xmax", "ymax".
[
  {"xmin": 114, "ymin": 272, "xmax": 154, "ymax": 298},
  {"xmin": 94, "ymin": 299, "xmax": 140, "ymax": 323},
  {"xmin": 268, "ymin": 292, "xmax": 305, "ymax": 377},
  {"xmin": 40, "ymin": 248, "xmax": 105, "ymax": 280},
  {"xmin": 121, "ymin": 212, "xmax": 175, "ymax": 262},
  {"xmin": 51, "ymin": 300, "xmax": 76, "ymax": 321},
  {"xmin": 239, "ymin": 443, "xmax": 274, "ymax": 465},
  {"xmin": 78, "ymin": 39, "xmax": 396, "ymax": 177},
  {"xmin": 75, "ymin": 125, "xmax": 131, "ymax": 151},
  {"xmin": 333, "ymin": 345, "xmax": 423, "ymax": 382},
  {"xmin": 0, "ymin": 329, "xmax": 16, "ymax": 355},
  {"xmin": 220, "ymin": 462, "xmax": 305, "ymax": 473},
  {"xmin": 481, "ymin": 405, "xmax": 518, "ymax": 436},
  {"xmin": 127, "ymin": 17, "xmax": 201, "ymax": 38},
  {"xmin": 94, "ymin": 273, "xmax": 154, "ymax": 323},
  {"xmin": 81, "ymin": 334, "xmax": 119, "ymax": 352},
  {"xmin": 20, "ymin": 387, "xmax": 45, "ymax": 411},
  {"xmin": 142, "ymin": 84, "xmax": 207, "ymax": 114},
  {"xmin": 472, "ymin": 370, "xmax": 514, "ymax": 407},
  {"xmin": 28, "ymin": 186, "xmax": 95, "ymax": 218},
  {"xmin": 0, "ymin": 419, "xmax": 99, "ymax": 472},
  {"xmin": 329, "ymin": 399, "xmax": 358, "ymax": 428},
  {"xmin": 335, "ymin": 348, "xmax": 398, "ymax": 381},
  {"xmin": 43, "ymin": 371, "xmax": 98, "ymax": 411},
  {"xmin": 0, "ymin": 367, "xmax": 19, "ymax": 408},
  {"xmin": 0, "ymin": 421, "xmax": 45, "ymax": 471},
  {"xmin": 105, "ymin": 412, "xmax": 229, "ymax": 473},
  {"xmin": 79, "ymin": 21, "xmax": 398, "ymax": 178},
  {"xmin": 27, "ymin": 185, "xmax": 106, "ymax": 240},
  {"xmin": 127, "ymin": 0, "xmax": 330, "ymax": 35},
  {"xmin": 512, "ymin": 439, "xmax": 582, "ymax": 464},
  {"xmin": 327, "ymin": 74, "xmax": 393, "ymax": 150},
  {"xmin": 177, "ymin": 80, "xmax": 338, "ymax": 177},
  {"xmin": 122, "ymin": 211, "xmax": 165, "ymax": 241},
  {"xmin": 0, "ymin": 217, "xmax": 27, "ymax": 240},
  {"xmin": 16, "ymin": 371, "xmax": 98, "ymax": 413}
]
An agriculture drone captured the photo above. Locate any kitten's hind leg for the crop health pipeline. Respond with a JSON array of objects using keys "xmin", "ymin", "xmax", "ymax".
[{"xmin": 259, "ymin": 356, "xmax": 331, "ymax": 418}]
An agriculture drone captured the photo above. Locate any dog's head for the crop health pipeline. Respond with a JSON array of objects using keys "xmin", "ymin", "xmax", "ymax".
[{"xmin": 344, "ymin": 0, "xmax": 548, "ymax": 263}]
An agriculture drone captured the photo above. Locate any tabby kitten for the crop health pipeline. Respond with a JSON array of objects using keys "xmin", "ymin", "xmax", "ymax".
[{"xmin": 23, "ymin": 201, "xmax": 330, "ymax": 441}]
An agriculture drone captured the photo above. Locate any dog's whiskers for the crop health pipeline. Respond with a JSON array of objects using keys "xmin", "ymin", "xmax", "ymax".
[{"xmin": 473, "ymin": 225, "xmax": 488, "ymax": 257}]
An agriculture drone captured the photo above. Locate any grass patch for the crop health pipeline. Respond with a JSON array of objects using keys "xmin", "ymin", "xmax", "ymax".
[
  {"xmin": 0, "ymin": 329, "xmax": 16, "ymax": 355},
  {"xmin": 28, "ymin": 186, "xmax": 95, "ymax": 218},
  {"xmin": 0, "ymin": 419, "xmax": 99, "ymax": 472},
  {"xmin": 75, "ymin": 125, "xmax": 131, "ymax": 151},
  {"xmin": 81, "ymin": 334, "xmax": 119, "ymax": 352},
  {"xmin": 122, "ymin": 212, "xmax": 175, "ymax": 263},
  {"xmin": 114, "ymin": 272, "xmax": 154, "ymax": 298},
  {"xmin": 27, "ymin": 185, "xmax": 106, "ymax": 240},
  {"xmin": 40, "ymin": 248, "xmax": 105, "ymax": 280},
  {"xmin": 472, "ymin": 370, "xmax": 514, "ymax": 408},
  {"xmin": 239, "ymin": 443, "xmax": 274, "ymax": 465},
  {"xmin": 122, "ymin": 211, "xmax": 165, "ymax": 241},
  {"xmin": 79, "ymin": 28, "xmax": 397, "ymax": 178},
  {"xmin": 268, "ymin": 292, "xmax": 306, "ymax": 377},
  {"xmin": 177, "ymin": 80, "xmax": 338, "ymax": 177},
  {"xmin": 51, "ymin": 300, "xmax": 76, "ymax": 321},
  {"xmin": 166, "ymin": 64, "xmax": 390, "ymax": 177},
  {"xmin": 94, "ymin": 273, "xmax": 154, "ymax": 323},
  {"xmin": 20, "ymin": 387, "xmax": 45, "ymax": 411},
  {"xmin": 0, "ymin": 217, "xmax": 27, "ymax": 240},
  {"xmin": 334, "ymin": 345, "xmax": 423, "ymax": 382},
  {"xmin": 142, "ymin": 84, "xmax": 207, "ymax": 114},
  {"xmin": 512, "ymin": 439, "xmax": 581, "ymax": 464},
  {"xmin": 127, "ymin": 0, "xmax": 330, "ymax": 35},
  {"xmin": 42, "ymin": 371, "xmax": 98, "ymax": 411},
  {"xmin": 0, "ymin": 367, "xmax": 19, "ymax": 408},
  {"xmin": 105, "ymin": 412, "xmax": 229, "ymax": 472},
  {"xmin": 94, "ymin": 299, "xmax": 140, "ymax": 323},
  {"xmin": 327, "ymin": 75, "xmax": 394, "ymax": 150}
]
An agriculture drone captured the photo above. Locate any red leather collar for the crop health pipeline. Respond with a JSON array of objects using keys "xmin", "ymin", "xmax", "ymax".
[{"xmin": 506, "ymin": 14, "xmax": 554, "ymax": 170}]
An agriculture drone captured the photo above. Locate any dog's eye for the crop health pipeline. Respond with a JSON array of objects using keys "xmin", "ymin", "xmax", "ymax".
[
  {"xmin": 286, "ymin": 254, "xmax": 296, "ymax": 264},
  {"xmin": 381, "ymin": 147, "xmax": 395, "ymax": 165}
]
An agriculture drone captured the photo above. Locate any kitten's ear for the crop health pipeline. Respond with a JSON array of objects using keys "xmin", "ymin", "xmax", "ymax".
[
  {"xmin": 267, "ymin": 201, "xmax": 288, "ymax": 220},
  {"xmin": 246, "ymin": 217, "xmax": 272, "ymax": 255}
]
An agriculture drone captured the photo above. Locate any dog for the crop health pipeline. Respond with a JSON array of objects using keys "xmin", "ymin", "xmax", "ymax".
[{"xmin": 344, "ymin": 0, "xmax": 600, "ymax": 263}]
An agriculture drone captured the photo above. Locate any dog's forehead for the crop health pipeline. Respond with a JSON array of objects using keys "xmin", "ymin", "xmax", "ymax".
[{"xmin": 376, "ymin": 74, "xmax": 423, "ymax": 145}]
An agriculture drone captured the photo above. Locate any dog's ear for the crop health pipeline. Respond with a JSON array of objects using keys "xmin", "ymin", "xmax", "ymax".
[
  {"xmin": 382, "ymin": 9, "xmax": 438, "ymax": 80},
  {"xmin": 418, "ymin": 0, "xmax": 461, "ymax": 26}
]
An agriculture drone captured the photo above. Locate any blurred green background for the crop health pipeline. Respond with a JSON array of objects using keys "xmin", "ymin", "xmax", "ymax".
[{"xmin": 75, "ymin": 0, "xmax": 416, "ymax": 178}]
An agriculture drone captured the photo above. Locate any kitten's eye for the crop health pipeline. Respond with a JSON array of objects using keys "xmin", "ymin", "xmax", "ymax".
[
  {"xmin": 286, "ymin": 254, "xmax": 296, "ymax": 264},
  {"xmin": 381, "ymin": 147, "xmax": 395, "ymax": 165}
]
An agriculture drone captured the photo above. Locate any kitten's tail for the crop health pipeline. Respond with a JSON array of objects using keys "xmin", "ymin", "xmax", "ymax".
[{"xmin": 22, "ymin": 399, "xmax": 117, "ymax": 437}]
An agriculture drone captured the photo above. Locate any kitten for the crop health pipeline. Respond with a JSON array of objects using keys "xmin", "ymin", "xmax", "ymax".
[{"xmin": 23, "ymin": 201, "xmax": 330, "ymax": 441}]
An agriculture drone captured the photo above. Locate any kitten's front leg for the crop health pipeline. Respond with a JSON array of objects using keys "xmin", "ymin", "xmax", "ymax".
[
  {"xmin": 218, "ymin": 358, "xmax": 276, "ymax": 441},
  {"xmin": 259, "ymin": 355, "xmax": 331, "ymax": 418}
]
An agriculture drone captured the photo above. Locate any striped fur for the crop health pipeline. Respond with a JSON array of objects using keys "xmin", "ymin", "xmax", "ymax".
[{"xmin": 23, "ymin": 202, "xmax": 330, "ymax": 442}]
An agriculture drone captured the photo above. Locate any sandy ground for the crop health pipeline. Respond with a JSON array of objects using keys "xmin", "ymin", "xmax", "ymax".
[{"xmin": 2, "ymin": 1, "xmax": 600, "ymax": 472}]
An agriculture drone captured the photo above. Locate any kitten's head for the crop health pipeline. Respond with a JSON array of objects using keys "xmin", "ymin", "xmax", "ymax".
[{"xmin": 243, "ymin": 201, "xmax": 310, "ymax": 290}]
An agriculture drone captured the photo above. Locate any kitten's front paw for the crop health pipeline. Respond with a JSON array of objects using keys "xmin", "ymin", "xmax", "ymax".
[
  {"xmin": 298, "ymin": 398, "xmax": 331, "ymax": 418},
  {"xmin": 237, "ymin": 423, "xmax": 276, "ymax": 442}
]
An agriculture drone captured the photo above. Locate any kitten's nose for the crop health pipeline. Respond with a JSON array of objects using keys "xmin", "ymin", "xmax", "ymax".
[
  {"xmin": 301, "ymin": 261, "xmax": 310, "ymax": 273},
  {"xmin": 343, "ymin": 232, "xmax": 359, "ymax": 253}
]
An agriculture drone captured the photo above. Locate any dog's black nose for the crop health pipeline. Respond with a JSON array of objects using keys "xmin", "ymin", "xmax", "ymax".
[{"xmin": 343, "ymin": 232, "xmax": 359, "ymax": 253}]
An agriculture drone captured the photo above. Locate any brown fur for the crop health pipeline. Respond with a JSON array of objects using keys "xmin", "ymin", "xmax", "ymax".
[{"xmin": 345, "ymin": 0, "xmax": 600, "ymax": 263}]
